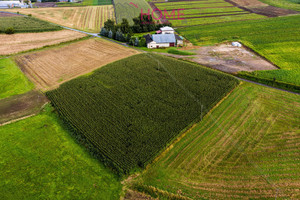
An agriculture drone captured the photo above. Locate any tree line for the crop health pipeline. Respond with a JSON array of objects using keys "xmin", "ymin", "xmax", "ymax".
[{"xmin": 100, "ymin": 14, "xmax": 172, "ymax": 47}]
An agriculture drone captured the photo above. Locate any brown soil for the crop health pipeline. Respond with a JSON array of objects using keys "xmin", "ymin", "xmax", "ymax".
[
  {"xmin": 35, "ymin": 2, "xmax": 57, "ymax": 7},
  {"xmin": 0, "ymin": 91, "xmax": 48, "ymax": 125},
  {"xmin": 249, "ymin": 5, "xmax": 299, "ymax": 17},
  {"xmin": 162, "ymin": 43, "xmax": 277, "ymax": 74},
  {"xmin": 0, "ymin": 11, "xmax": 22, "ymax": 17},
  {"xmin": 228, "ymin": 0, "xmax": 299, "ymax": 16},
  {"xmin": 0, "ymin": 30, "xmax": 86, "ymax": 55},
  {"xmin": 15, "ymin": 38, "xmax": 139, "ymax": 90},
  {"xmin": 228, "ymin": 0, "xmax": 266, "ymax": 7}
]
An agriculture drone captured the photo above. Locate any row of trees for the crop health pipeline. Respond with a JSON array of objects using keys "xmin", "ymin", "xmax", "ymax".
[
  {"xmin": 100, "ymin": 15, "xmax": 172, "ymax": 47},
  {"xmin": 100, "ymin": 27, "xmax": 146, "ymax": 47}
]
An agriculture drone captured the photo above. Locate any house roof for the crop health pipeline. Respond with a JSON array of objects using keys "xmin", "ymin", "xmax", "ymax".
[
  {"xmin": 152, "ymin": 34, "xmax": 176, "ymax": 43},
  {"xmin": 160, "ymin": 26, "xmax": 174, "ymax": 31},
  {"xmin": 175, "ymin": 34, "xmax": 183, "ymax": 41},
  {"xmin": 143, "ymin": 34, "xmax": 153, "ymax": 44}
]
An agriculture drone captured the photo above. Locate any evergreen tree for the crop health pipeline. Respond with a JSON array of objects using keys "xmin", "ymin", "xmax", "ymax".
[
  {"xmin": 108, "ymin": 30, "xmax": 113, "ymax": 39},
  {"xmin": 139, "ymin": 37, "xmax": 146, "ymax": 47},
  {"xmin": 120, "ymin": 18, "xmax": 130, "ymax": 34},
  {"xmin": 104, "ymin": 19, "xmax": 115, "ymax": 31},
  {"xmin": 100, "ymin": 27, "xmax": 108, "ymax": 37},
  {"xmin": 134, "ymin": 37, "xmax": 139, "ymax": 46}
]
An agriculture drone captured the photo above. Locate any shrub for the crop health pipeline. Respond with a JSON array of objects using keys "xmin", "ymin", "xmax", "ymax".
[{"xmin": 5, "ymin": 27, "xmax": 15, "ymax": 34}]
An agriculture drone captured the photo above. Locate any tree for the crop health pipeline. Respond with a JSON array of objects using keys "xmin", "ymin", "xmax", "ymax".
[
  {"xmin": 104, "ymin": 19, "xmax": 115, "ymax": 31},
  {"xmin": 126, "ymin": 33, "xmax": 132, "ymax": 43},
  {"xmin": 134, "ymin": 37, "xmax": 139, "ymax": 47},
  {"xmin": 120, "ymin": 33, "xmax": 126, "ymax": 42},
  {"xmin": 120, "ymin": 18, "xmax": 130, "ymax": 34},
  {"xmin": 108, "ymin": 30, "xmax": 113, "ymax": 39},
  {"xmin": 100, "ymin": 27, "xmax": 108, "ymax": 37},
  {"xmin": 139, "ymin": 37, "xmax": 146, "ymax": 47}
]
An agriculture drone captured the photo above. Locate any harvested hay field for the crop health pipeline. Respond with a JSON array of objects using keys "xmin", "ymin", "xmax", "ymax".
[
  {"xmin": 0, "ymin": 30, "xmax": 86, "ymax": 55},
  {"xmin": 15, "ymin": 38, "xmax": 139, "ymax": 90},
  {"xmin": 7, "ymin": 6, "xmax": 115, "ymax": 33}
]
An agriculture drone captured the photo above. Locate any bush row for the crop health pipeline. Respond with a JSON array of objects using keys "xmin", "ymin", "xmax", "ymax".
[{"xmin": 237, "ymin": 72, "xmax": 300, "ymax": 94}]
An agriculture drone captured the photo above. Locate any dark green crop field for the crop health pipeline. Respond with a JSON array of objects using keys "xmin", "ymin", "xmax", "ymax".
[
  {"xmin": 0, "ymin": 17, "xmax": 62, "ymax": 33},
  {"xmin": 47, "ymin": 53, "xmax": 238, "ymax": 174},
  {"xmin": 177, "ymin": 15, "xmax": 300, "ymax": 88}
]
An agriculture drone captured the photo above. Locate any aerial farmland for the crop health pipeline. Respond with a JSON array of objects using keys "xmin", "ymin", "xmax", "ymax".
[{"xmin": 0, "ymin": 0, "xmax": 299, "ymax": 199}]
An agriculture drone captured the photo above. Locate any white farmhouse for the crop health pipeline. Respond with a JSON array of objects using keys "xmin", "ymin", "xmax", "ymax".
[{"xmin": 0, "ymin": 0, "xmax": 27, "ymax": 8}]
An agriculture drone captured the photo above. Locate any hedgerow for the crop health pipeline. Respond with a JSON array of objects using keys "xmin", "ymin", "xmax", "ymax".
[{"xmin": 46, "ymin": 53, "xmax": 238, "ymax": 174}]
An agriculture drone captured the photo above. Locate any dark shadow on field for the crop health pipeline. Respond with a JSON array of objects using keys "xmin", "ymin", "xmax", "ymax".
[{"xmin": 0, "ymin": 91, "xmax": 48, "ymax": 125}]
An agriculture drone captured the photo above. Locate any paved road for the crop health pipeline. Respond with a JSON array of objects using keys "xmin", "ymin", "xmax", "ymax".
[{"xmin": 59, "ymin": 25, "xmax": 101, "ymax": 37}]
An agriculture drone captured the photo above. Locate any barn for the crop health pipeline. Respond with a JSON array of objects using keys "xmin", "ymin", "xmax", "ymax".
[{"xmin": 146, "ymin": 34, "xmax": 176, "ymax": 48}]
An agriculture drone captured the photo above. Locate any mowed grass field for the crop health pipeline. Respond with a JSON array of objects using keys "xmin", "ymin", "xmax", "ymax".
[
  {"xmin": 46, "ymin": 53, "xmax": 239, "ymax": 174},
  {"xmin": 135, "ymin": 82, "xmax": 300, "ymax": 199},
  {"xmin": 0, "ymin": 58, "xmax": 34, "ymax": 99},
  {"xmin": 9, "ymin": 6, "xmax": 115, "ymax": 33},
  {"xmin": 0, "ymin": 16, "xmax": 61, "ymax": 33},
  {"xmin": 0, "ymin": 30, "xmax": 86, "ymax": 55},
  {"xmin": 177, "ymin": 15, "xmax": 300, "ymax": 86},
  {"xmin": 0, "ymin": 105, "xmax": 122, "ymax": 199},
  {"xmin": 153, "ymin": 0, "xmax": 266, "ymax": 27},
  {"xmin": 260, "ymin": 0, "xmax": 300, "ymax": 11},
  {"xmin": 15, "ymin": 38, "xmax": 139, "ymax": 90}
]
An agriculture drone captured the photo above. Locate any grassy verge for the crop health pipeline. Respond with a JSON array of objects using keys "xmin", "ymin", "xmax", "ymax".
[
  {"xmin": 0, "ymin": 104, "xmax": 122, "ymax": 199},
  {"xmin": 0, "ymin": 58, "xmax": 34, "ymax": 99},
  {"xmin": 167, "ymin": 48, "xmax": 196, "ymax": 55}
]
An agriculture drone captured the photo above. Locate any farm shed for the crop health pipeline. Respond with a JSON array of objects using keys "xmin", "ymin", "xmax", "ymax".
[{"xmin": 147, "ymin": 34, "xmax": 176, "ymax": 48}]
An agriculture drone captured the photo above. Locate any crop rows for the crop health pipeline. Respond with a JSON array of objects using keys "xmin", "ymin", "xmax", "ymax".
[
  {"xmin": 0, "ymin": 17, "xmax": 61, "ymax": 33},
  {"xmin": 137, "ymin": 82, "xmax": 300, "ymax": 199},
  {"xmin": 153, "ymin": 0, "xmax": 265, "ymax": 27},
  {"xmin": 46, "ymin": 54, "xmax": 238, "ymax": 173},
  {"xmin": 8, "ymin": 6, "xmax": 114, "ymax": 33}
]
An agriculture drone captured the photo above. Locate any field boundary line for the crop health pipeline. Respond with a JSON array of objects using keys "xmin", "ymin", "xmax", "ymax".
[{"xmin": 144, "ymin": 81, "xmax": 241, "ymax": 171}]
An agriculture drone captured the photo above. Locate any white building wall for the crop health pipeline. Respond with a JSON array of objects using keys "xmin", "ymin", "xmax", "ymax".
[{"xmin": 148, "ymin": 42, "xmax": 170, "ymax": 49}]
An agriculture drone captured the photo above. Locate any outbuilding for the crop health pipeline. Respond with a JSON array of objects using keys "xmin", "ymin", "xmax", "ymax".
[{"xmin": 146, "ymin": 34, "xmax": 176, "ymax": 49}]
